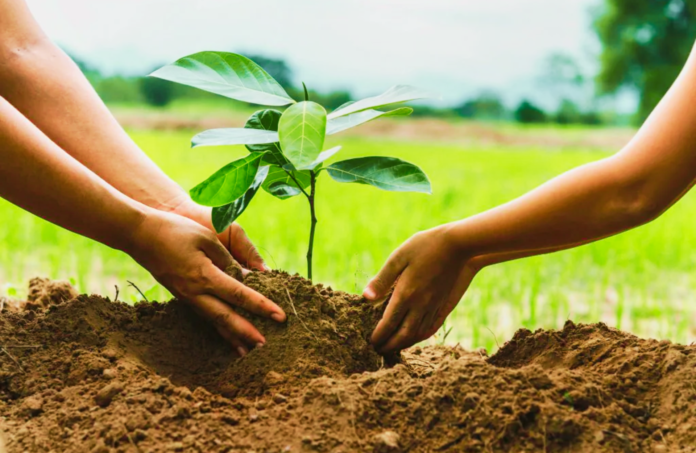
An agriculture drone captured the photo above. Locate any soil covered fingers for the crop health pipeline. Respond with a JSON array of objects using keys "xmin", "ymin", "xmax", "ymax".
[
  {"xmin": 210, "ymin": 268, "xmax": 286, "ymax": 323},
  {"xmin": 190, "ymin": 293, "xmax": 266, "ymax": 353}
]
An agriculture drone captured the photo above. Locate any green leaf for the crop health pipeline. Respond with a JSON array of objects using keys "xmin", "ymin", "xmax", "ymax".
[
  {"xmin": 244, "ymin": 109, "xmax": 289, "ymax": 166},
  {"xmin": 327, "ymin": 108, "xmax": 413, "ymax": 135},
  {"xmin": 262, "ymin": 166, "xmax": 311, "ymax": 199},
  {"xmin": 278, "ymin": 101, "xmax": 327, "ymax": 169},
  {"xmin": 327, "ymin": 85, "xmax": 433, "ymax": 120},
  {"xmin": 211, "ymin": 166, "xmax": 269, "ymax": 233},
  {"xmin": 191, "ymin": 128, "xmax": 279, "ymax": 148},
  {"xmin": 327, "ymin": 157, "xmax": 432, "ymax": 194},
  {"xmin": 298, "ymin": 146, "xmax": 342, "ymax": 170},
  {"xmin": 244, "ymin": 109, "xmax": 283, "ymax": 153},
  {"xmin": 267, "ymin": 181, "xmax": 301, "ymax": 199},
  {"xmin": 190, "ymin": 153, "xmax": 264, "ymax": 207},
  {"xmin": 149, "ymin": 51, "xmax": 295, "ymax": 106}
]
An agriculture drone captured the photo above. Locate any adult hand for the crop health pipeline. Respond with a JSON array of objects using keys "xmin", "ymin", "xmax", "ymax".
[
  {"xmin": 127, "ymin": 209, "xmax": 286, "ymax": 356},
  {"xmin": 363, "ymin": 224, "xmax": 479, "ymax": 353},
  {"xmin": 167, "ymin": 199, "xmax": 267, "ymax": 272}
]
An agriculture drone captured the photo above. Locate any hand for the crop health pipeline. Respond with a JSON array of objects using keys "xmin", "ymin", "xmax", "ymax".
[
  {"xmin": 163, "ymin": 197, "xmax": 267, "ymax": 272},
  {"xmin": 363, "ymin": 224, "xmax": 479, "ymax": 353},
  {"xmin": 126, "ymin": 209, "xmax": 286, "ymax": 356}
]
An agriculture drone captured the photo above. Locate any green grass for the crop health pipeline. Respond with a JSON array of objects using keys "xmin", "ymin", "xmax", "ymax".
[{"xmin": 2, "ymin": 127, "xmax": 696, "ymax": 351}]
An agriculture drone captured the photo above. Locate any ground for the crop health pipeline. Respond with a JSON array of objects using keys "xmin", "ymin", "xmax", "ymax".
[{"xmin": 2, "ymin": 277, "xmax": 696, "ymax": 452}]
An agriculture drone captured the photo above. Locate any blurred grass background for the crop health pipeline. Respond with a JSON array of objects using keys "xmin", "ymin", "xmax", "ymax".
[{"xmin": 2, "ymin": 115, "xmax": 695, "ymax": 352}]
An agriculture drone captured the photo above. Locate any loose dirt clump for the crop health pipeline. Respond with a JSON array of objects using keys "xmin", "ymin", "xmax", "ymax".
[{"xmin": 2, "ymin": 275, "xmax": 696, "ymax": 452}]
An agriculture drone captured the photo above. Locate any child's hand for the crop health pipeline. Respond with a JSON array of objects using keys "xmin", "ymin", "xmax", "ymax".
[{"xmin": 363, "ymin": 224, "xmax": 479, "ymax": 353}]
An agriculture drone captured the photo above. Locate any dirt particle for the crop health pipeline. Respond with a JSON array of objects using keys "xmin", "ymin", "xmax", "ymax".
[
  {"xmin": 94, "ymin": 381, "xmax": 124, "ymax": 407},
  {"xmin": 102, "ymin": 368, "xmax": 117, "ymax": 380},
  {"xmin": 373, "ymin": 431, "xmax": 400, "ymax": 452},
  {"xmin": 21, "ymin": 395, "xmax": 44, "ymax": 416},
  {"xmin": 273, "ymin": 393, "xmax": 288, "ymax": 404},
  {"xmin": 167, "ymin": 441, "xmax": 184, "ymax": 451},
  {"xmin": 264, "ymin": 370, "xmax": 285, "ymax": 387}
]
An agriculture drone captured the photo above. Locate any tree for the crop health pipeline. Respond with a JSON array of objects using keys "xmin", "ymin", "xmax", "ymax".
[
  {"xmin": 515, "ymin": 100, "xmax": 546, "ymax": 124},
  {"xmin": 595, "ymin": 0, "xmax": 696, "ymax": 124},
  {"xmin": 140, "ymin": 76, "xmax": 175, "ymax": 107},
  {"xmin": 455, "ymin": 91, "xmax": 507, "ymax": 120},
  {"xmin": 555, "ymin": 99, "xmax": 582, "ymax": 124}
]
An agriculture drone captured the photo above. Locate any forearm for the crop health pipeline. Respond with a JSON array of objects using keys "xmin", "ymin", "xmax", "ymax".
[
  {"xmin": 0, "ymin": 8, "xmax": 186, "ymax": 210},
  {"xmin": 0, "ymin": 96, "xmax": 148, "ymax": 251}
]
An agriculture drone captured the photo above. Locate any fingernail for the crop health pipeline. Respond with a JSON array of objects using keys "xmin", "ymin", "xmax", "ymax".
[
  {"xmin": 256, "ymin": 342, "xmax": 265, "ymax": 349},
  {"xmin": 363, "ymin": 287, "xmax": 376, "ymax": 300},
  {"xmin": 271, "ymin": 313, "xmax": 285, "ymax": 323},
  {"xmin": 237, "ymin": 346, "xmax": 248, "ymax": 357},
  {"xmin": 262, "ymin": 263, "xmax": 271, "ymax": 272}
]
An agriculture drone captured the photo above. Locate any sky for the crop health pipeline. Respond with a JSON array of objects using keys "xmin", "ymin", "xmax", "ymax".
[{"xmin": 27, "ymin": 0, "xmax": 605, "ymax": 107}]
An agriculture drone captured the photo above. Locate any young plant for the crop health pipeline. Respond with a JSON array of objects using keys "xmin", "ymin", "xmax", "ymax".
[{"xmin": 151, "ymin": 51, "xmax": 432, "ymax": 280}]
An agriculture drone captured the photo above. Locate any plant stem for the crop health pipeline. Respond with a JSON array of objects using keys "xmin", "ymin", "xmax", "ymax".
[{"xmin": 307, "ymin": 171, "xmax": 318, "ymax": 280}]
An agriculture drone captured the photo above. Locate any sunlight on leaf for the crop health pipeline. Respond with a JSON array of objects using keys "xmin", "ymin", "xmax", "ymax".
[
  {"xmin": 150, "ymin": 51, "xmax": 295, "ymax": 106},
  {"xmin": 190, "ymin": 153, "xmax": 264, "ymax": 207},
  {"xmin": 328, "ymin": 85, "xmax": 433, "ymax": 120},
  {"xmin": 191, "ymin": 128, "xmax": 279, "ymax": 148},
  {"xmin": 278, "ymin": 101, "xmax": 327, "ymax": 169}
]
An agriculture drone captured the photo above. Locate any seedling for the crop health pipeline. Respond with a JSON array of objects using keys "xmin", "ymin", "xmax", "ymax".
[{"xmin": 151, "ymin": 52, "xmax": 432, "ymax": 279}]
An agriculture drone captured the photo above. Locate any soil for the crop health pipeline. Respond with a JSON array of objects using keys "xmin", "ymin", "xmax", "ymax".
[{"xmin": 1, "ymin": 274, "xmax": 695, "ymax": 452}]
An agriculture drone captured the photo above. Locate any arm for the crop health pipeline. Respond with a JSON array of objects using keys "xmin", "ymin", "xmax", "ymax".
[
  {"xmin": 365, "ymin": 43, "xmax": 696, "ymax": 353},
  {"xmin": 0, "ymin": 96, "xmax": 285, "ymax": 355},
  {"xmin": 0, "ymin": 0, "xmax": 264, "ymax": 269}
]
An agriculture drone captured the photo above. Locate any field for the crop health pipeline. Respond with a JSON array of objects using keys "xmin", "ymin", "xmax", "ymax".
[{"xmin": 2, "ymin": 114, "xmax": 695, "ymax": 351}]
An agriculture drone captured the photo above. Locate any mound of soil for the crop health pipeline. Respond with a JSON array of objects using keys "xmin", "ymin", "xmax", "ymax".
[{"xmin": 1, "ymin": 275, "xmax": 695, "ymax": 452}]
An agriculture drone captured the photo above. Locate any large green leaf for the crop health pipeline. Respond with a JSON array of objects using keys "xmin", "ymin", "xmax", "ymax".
[
  {"xmin": 211, "ymin": 166, "xmax": 269, "ymax": 233},
  {"xmin": 327, "ymin": 157, "xmax": 431, "ymax": 194},
  {"xmin": 191, "ymin": 128, "xmax": 278, "ymax": 148},
  {"xmin": 327, "ymin": 85, "xmax": 432, "ymax": 120},
  {"xmin": 190, "ymin": 153, "xmax": 264, "ymax": 207},
  {"xmin": 150, "ymin": 51, "xmax": 295, "ymax": 106},
  {"xmin": 298, "ymin": 146, "xmax": 342, "ymax": 170},
  {"xmin": 278, "ymin": 101, "xmax": 327, "ymax": 169},
  {"xmin": 262, "ymin": 166, "xmax": 311, "ymax": 200},
  {"xmin": 327, "ymin": 108, "xmax": 413, "ymax": 135}
]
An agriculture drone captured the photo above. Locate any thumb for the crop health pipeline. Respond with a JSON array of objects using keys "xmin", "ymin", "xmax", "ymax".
[
  {"xmin": 364, "ymin": 250, "xmax": 407, "ymax": 300},
  {"xmin": 228, "ymin": 224, "xmax": 268, "ymax": 272}
]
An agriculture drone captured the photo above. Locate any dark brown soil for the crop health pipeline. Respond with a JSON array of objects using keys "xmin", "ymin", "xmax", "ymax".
[{"xmin": 1, "ymin": 275, "xmax": 694, "ymax": 452}]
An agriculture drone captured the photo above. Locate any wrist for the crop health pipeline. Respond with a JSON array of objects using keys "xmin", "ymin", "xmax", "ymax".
[
  {"xmin": 153, "ymin": 192, "xmax": 213, "ymax": 230},
  {"xmin": 118, "ymin": 205, "xmax": 160, "ymax": 257},
  {"xmin": 437, "ymin": 221, "xmax": 487, "ymax": 270}
]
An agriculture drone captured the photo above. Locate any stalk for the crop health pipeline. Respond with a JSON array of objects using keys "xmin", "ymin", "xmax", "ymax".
[{"xmin": 306, "ymin": 170, "xmax": 318, "ymax": 280}]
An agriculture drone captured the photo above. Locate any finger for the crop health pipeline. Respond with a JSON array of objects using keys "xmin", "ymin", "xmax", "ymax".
[
  {"xmin": 378, "ymin": 313, "xmax": 422, "ymax": 353},
  {"xmin": 228, "ymin": 224, "xmax": 268, "ymax": 271},
  {"xmin": 363, "ymin": 249, "xmax": 407, "ymax": 300},
  {"xmin": 190, "ymin": 294, "xmax": 266, "ymax": 351},
  {"xmin": 209, "ymin": 268, "xmax": 287, "ymax": 323},
  {"xmin": 370, "ymin": 279, "xmax": 412, "ymax": 347},
  {"xmin": 199, "ymin": 234, "xmax": 236, "ymax": 271}
]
